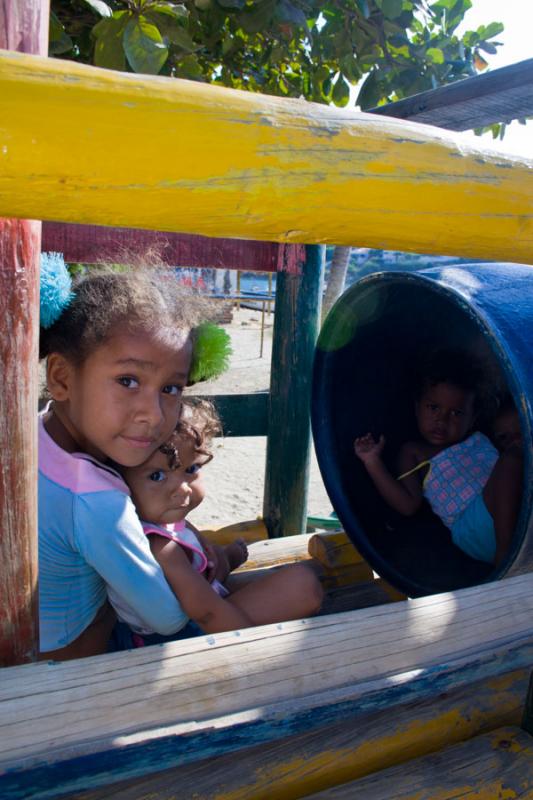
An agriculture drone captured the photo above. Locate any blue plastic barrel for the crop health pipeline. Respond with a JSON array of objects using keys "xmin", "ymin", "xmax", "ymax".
[{"xmin": 312, "ymin": 263, "xmax": 532, "ymax": 596}]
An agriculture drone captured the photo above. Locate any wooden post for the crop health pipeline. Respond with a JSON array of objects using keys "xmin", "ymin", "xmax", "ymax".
[
  {"xmin": 0, "ymin": 0, "xmax": 49, "ymax": 665},
  {"xmin": 260, "ymin": 299, "xmax": 266, "ymax": 358},
  {"xmin": 263, "ymin": 245, "xmax": 324, "ymax": 537}
]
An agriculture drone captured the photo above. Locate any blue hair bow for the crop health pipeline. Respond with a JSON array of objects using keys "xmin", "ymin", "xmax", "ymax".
[{"xmin": 40, "ymin": 252, "xmax": 74, "ymax": 329}]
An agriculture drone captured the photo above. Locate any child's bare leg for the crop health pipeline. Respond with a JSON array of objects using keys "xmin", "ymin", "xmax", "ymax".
[
  {"xmin": 227, "ymin": 563, "xmax": 323, "ymax": 625},
  {"xmin": 483, "ymin": 447, "xmax": 523, "ymax": 565}
]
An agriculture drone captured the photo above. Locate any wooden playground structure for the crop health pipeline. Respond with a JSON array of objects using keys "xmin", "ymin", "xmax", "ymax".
[{"xmin": 1, "ymin": 3, "xmax": 533, "ymax": 798}]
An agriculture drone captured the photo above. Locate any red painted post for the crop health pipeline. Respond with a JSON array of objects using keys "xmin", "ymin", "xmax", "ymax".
[{"xmin": 0, "ymin": 1, "xmax": 50, "ymax": 666}]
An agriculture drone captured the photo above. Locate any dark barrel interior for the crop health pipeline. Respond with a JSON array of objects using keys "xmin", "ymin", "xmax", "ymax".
[{"xmin": 312, "ymin": 263, "xmax": 533, "ymax": 597}]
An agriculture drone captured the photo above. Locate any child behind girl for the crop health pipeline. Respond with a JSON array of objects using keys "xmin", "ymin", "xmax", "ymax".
[
  {"xmin": 354, "ymin": 349, "xmax": 523, "ymax": 566},
  {"xmin": 39, "ymin": 258, "xmax": 322, "ymax": 660},
  {"xmin": 117, "ymin": 398, "xmax": 323, "ymax": 642}
]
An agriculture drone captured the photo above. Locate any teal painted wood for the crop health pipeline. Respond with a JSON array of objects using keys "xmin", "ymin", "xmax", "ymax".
[
  {"xmin": 195, "ymin": 393, "xmax": 268, "ymax": 437},
  {"xmin": 264, "ymin": 245, "xmax": 325, "ymax": 537}
]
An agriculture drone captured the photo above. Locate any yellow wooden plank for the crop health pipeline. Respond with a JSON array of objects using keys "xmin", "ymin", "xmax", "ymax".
[
  {"xmin": 1, "ymin": 51, "xmax": 532, "ymax": 262},
  {"xmin": 59, "ymin": 671, "xmax": 530, "ymax": 800},
  {"xmin": 305, "ymin": 726, "xmax": 533, "ymax": 799},
  {"xmin": 199, "ymin": 518, "xmax": 268, "ymax": 547},
  {"xmin": 234, "ymin": 533, "xmax": 313, "ymax": 570},
  {"xmin": 308, "ymin": 531, "xmax": 364, "ymax": 569},
  {"xmin": 2, "ymin": 574, "xmax": 533, "ymax": 776}
]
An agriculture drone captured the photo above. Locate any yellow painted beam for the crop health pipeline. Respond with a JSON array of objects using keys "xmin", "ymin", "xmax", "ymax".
[{"xmin": 0, "ymin": 50, "xmax": 532, "ymax": 262}]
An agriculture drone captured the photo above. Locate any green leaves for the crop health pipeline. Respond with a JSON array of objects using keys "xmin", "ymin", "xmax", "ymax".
[
  {"xmin": 49, "ymin": 11, "xmax": 74, "ymax": 55},
  {"xmin": 426, "ymin": 47, "xmax": 444, "ymax": 64},
  {"xmin": 123, "ymin": 17, "xmax": 169, "ymax": 73},
  {"xmin": 82, "ymin": 0, "xmax": 112, "ymax": 16},
  {"xmin": 332, "ymin": 74, "xmax": 350, "ymax": 107},
  {"xmin": 275, "ymin": 0, "xmax": 308, "ymax": 28},
  {"xmin": 375, "ymin": 0, "xmax": 404, "ymax": 18},
  {"xmin": 356, "ymin": 70, "xmax": 381, "ymax": 110},
  {"xmin": 217, "ymin": 0, "xmax": 245, "ymax": 8},
  {"xmin": 93, "ymin": 13, "xmax": 128, "ymax": 70},
  {"xmin": 50, "ymin": 0, "xmax": 506, "ymax": 124}
]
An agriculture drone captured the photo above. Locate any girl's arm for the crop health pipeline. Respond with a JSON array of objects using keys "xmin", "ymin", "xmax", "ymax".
[
  {"xmin": 77, "ymin": 494, "xmax": 188, "ymax": 636},
  {"xmin": 149, "ymin": 535, "xmax": 254, "ymax": 633},
  {"xmin": 190, "ymin": 528, "xmax": 227, "ymax": 583},
  {"xmin": 354, "ymin": 435, "xmax": 424, "ymax": 516}
]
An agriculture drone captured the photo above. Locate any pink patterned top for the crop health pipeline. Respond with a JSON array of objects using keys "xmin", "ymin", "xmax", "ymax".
[{"xmin": 423, "ymin": 432, "xmax": 498, "ymax": 528}]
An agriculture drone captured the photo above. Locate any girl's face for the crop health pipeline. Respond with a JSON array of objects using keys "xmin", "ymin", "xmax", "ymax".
[
  {"xmin": 48, "ymin": 329, "xmax": 192, "ymax": 466},
  {"xmin": 416, "ymin": 381, "xmax": 475, "ymax": 450},
  {"xmin": 123, "ymin": 435, "xmax": 208, "ymax": 525}
]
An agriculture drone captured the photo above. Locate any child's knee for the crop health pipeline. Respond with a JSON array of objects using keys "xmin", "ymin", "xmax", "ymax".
[{"xmin": 286, "ymin": 563, "xmax": 324, "ymax": 614}]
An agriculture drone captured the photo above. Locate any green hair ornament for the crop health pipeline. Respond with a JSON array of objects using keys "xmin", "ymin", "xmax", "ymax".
[{"xmin": 188, "ymin": 322, "xmax": 232, "ymax": 384}]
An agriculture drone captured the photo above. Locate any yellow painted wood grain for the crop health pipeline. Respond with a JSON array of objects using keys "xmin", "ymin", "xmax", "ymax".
[
  {"xmin": 62, "ymin": 670, "xmax": 528, "ymax": 800},
  {"xmin": 304, "ymin": 726, "xmax": 533, "ymax": 799},
  {"xmin": 1, "ymin": 50, "xmax": 532, "ymax": 262}
]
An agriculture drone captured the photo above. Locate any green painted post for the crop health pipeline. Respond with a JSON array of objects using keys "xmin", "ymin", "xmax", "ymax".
[{"xmin": 263, "ymin": 245, "xmax": 325, "ymax": 537}]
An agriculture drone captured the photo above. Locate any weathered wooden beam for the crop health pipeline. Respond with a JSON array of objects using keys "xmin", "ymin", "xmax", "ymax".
[
  {"xmin": 1, "ymin": 574, "xmax": 532, "ymax": 799},
  {"xmin": 41, "ymin": 222, "xmax": 305, "ymax": 273},
  {"xmin": 0, "ymin": 0, "xmax": 48, "ymax": 667},
  {"xmin": 1, "ymin": 51, "xmax": 532, "ymax": 262},
  {"xmin": 264, "ymin": 244, "xmax": 324, "ymax": 537},
  {"xmin": 305, "ymin": 726, "xmax": 533, "ymax": 799},
  {"xmin": 308, "ymin": 530, "xmax": 365, "ymax": 569},
  {"xmin": 370, "ymin": 58, "xmax": 533, "ymax": 131},
  {"xmin": 59, "ymin": 671, "xmax": 530, "ymax": 800},
  {"xmin": 233, "ymin": 533, "xmax": 314, "ymax": 570}
]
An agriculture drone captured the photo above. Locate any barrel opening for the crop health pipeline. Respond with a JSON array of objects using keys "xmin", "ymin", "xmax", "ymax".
[{"xmin": 313, "ymin": 269, "xmax": 527, "ymax": 597}]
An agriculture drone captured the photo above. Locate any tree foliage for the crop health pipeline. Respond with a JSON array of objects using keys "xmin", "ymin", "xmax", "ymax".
[{"xmin": 50, "ymin": 0, "xmax": 503, "ymax": 111}]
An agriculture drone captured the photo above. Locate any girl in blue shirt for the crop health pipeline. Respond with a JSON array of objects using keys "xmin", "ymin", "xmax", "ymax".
[
  {"xmin": 39, "ymin": 261, "xmax": 207, "ymax": 660},
  {"xmin": 39, "ymin": 257, "xmax": 322, "ymax": 660}
]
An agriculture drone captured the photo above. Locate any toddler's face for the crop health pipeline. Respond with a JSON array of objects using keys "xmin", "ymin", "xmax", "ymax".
[
  {"xmin": 123, "ymin": 434, "xmax": 208, "ymax": 525},
  {"xmin": 416, "ymin": 382, "xmax": 475, "ymax": 450},
  {"xmin": 492, "ymin": 408, "xmax": 522, "ymax": 452}
]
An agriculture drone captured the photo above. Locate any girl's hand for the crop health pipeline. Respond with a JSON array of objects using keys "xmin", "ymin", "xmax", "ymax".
[{"xmin": 354, "ymin": 433, "xmax": 385, "ymax": 463}]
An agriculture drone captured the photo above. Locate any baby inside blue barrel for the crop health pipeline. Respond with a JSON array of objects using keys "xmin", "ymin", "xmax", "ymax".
[{"xmin": 313, "ymin": 263, "xmax": 532, "ymax": 597}]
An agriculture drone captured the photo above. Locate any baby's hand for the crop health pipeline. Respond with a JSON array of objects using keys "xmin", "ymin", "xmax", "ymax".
[{"xmin": 354, "ymin": 433, "xmax": 385, "ymax": 463}]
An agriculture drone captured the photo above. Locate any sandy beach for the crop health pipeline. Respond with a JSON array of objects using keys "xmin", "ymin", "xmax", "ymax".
[{"xmin": 185, "ymin": 304, "xmax": 334, "ymax": 530}]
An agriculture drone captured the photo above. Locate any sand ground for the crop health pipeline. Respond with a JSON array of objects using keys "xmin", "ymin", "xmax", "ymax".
[{"xmin": 186, "ymin": 305, "xmax": 334, "ymax": 529}]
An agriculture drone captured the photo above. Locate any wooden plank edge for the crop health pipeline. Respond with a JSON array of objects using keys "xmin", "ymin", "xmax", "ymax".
[{"xmin": 1, "ymin": 639, "xmax": 532, "ymax": 800}]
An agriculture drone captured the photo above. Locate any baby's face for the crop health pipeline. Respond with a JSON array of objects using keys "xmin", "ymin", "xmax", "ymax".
[
  {"xmin": 415, "ymin": 382, "xmax": 475, "ymax": 450},
  {"xmin": 123, "ymin": 434, "xmax": 208, "ymax": 525},
  {"xmin": 492, "ymin": 408, "xmax": 522, "ymax": 452}
]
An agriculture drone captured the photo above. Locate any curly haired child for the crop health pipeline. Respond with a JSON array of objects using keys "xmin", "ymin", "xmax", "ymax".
[{"xmin": 117, "ymin": 397, "xmax": 323, "ymax": 643}]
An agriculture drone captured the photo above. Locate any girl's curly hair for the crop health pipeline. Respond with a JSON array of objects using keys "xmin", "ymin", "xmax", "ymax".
[
  {"xmin": 40, "ymin": 264, "xmax": 213, "ymax": 363},
  {"xmin": 159, "ymin": 397, "xmax": 222, "ymax": 469}
]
